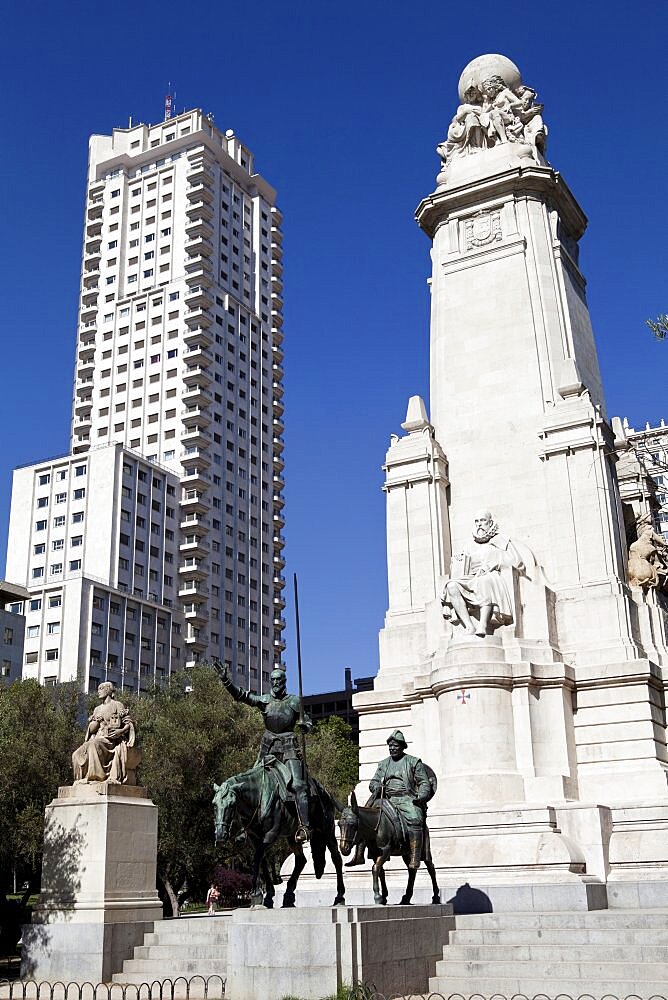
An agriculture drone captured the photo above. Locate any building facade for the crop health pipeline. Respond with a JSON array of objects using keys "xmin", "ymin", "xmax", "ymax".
[
  {"xmin": 0, "ymin": 581, "xmax": 28, "ymax": 684},
  {"xmin": 5, "ymin": 109, "xmax": 286, "ymax": 692},
  {"xmin": 303, "ymin": 667, "xmax": 374, "ymax": 743},
  {"xmin": 620, "ymin": 418, "xmax": 668, "ymax": 540}
]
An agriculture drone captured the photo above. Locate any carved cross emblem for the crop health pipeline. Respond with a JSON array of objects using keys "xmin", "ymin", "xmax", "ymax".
[{"xmin": 457, "ymin": 689, "xmax": 471, "ymax": 705}]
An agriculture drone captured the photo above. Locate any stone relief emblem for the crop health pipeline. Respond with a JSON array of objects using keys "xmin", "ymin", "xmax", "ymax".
[
  {"xmin": 464, "ymin": 210, "xmax": 502, "ymax": 250},
  {"xmin": 437, "ymin": 54, "xmax": 547, "ymax": 170}
]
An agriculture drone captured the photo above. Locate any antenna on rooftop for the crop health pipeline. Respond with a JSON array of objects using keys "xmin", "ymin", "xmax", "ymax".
[{"xmin": 164, "ymin": 82, "xmax": 176, "ymax": 122}]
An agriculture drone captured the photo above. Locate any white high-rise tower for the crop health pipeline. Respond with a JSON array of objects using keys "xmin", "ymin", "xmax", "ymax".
[{"xmin": 6, "ymin": 109, "xmax": 286, "ymax": 692}]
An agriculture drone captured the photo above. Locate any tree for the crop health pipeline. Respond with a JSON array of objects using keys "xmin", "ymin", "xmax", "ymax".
[
  {"xmin": 0, "ymin": 680, "xmax": 83, "ymax": 889},
  {"xmin": 646, "ymin": 314, "xmax": 668, "ymax": 341},
  {"xmin": 306, "ymin": 715, "xmax": 359, "ymax": 806},
  {"xmin": 122, "ymin": 665, "xmax": 263, "ymax": 915}
]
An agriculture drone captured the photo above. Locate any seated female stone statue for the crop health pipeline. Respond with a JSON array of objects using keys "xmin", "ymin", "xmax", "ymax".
[{"xmin": 72, "ymin": 681, "xmax": 140, "ymax": 785}]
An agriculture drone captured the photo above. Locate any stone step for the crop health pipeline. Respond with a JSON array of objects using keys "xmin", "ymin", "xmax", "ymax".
[
  {"xmin": 120, "ymin": 957, "xmax": 229, "ymax": 976},
  {"xmin": 443, "ymin": 941, "xmax": 668, "ymax": 962},
  {"xmin": 450, "ymin": 925, "xmax": 668, "ymax": 945},
  {"xmin": 144, "ymin": 928, "xmax": 230, "ymax": 946},
  {"xmin": 134, "ymin": 943, "xmax": 228, "ymax": 961},
  {"xmin": 453, "ymin": 908, "xmax": 668, "ymax": 929},
  {"xmin": 433, "ymin": 957, "xmax": 668, "ymax": 981},
  {"xmin": 429, "ymin": 976, "xmax": 668, "ymax": 998}
]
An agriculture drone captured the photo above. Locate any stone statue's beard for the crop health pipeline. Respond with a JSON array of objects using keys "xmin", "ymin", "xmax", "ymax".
[{"xmin": 473, "ymin": 524, "xmax": 498, "ymax": 544}]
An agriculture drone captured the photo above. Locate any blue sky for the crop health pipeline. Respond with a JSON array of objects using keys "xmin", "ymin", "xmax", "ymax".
[{"xmin": 0, "ymin": 0, "xmax": 666, "ymax": 694}]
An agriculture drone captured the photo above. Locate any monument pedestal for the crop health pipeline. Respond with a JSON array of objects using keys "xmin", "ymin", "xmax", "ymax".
[
  {"xmin": 225, "ymin": 904, "xmax": 454, "ymax": 1000},
  {"xmin": 21, "ymin": 784, "xmax": 162, "ymax": 983}
]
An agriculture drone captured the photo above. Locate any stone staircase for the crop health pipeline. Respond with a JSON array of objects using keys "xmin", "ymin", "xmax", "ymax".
[
  {"xmin": 430, "ymin": 909, "xmax": 668, "ymax": 998},
  {"xmin": 112, "ymin": 912, "xmax": 230, "ymax": 994}
]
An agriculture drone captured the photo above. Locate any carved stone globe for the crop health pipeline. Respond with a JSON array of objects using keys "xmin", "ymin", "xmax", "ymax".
[{"xmin": 458, "ymin": 54, "xmax": 522, "ymax": 100}]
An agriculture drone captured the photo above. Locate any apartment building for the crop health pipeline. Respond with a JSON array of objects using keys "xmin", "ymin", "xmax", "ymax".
[
  {"xmin": 5, "ymin": 109, "xmax": 286, "ymax": 692},
  {"xmin": 0, "ymin": 581, "xmax": 28, "ymax": 684},
  {"xmin": 6, "ymin": 445, "xmax": 183, "ymax": 690},
  {"xmin": 619, "ymin": 418, "xmax": 668, "ymax": 540}
]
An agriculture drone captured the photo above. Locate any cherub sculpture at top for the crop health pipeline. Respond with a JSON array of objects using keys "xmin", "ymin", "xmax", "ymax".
[{"xmin": 437, "ymin": 54, "xmax": 547, "ymax": 168}]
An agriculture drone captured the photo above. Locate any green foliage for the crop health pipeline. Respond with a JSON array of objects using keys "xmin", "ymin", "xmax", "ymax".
[
  {"xmin": 122, "ymin": 664, "xmax": 264, "ymax": 906},
  {"xmin": 306, "ymin": 715, "xmax": 359, "ymax": 805},
  {"xmin": 646, "ymin": 314, "xmax": 668, "ymax": 340},
  {"xmin": 0, "ymin": 680, "xmax": 83, "ymax": 885}
]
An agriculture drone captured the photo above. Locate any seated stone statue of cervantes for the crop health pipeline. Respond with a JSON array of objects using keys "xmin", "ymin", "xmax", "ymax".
[{"xmin": 72, "ymin": 681, "xmax": 141, "ymax": 785}]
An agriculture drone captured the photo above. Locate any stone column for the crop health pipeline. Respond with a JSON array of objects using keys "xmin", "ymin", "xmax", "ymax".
[{"xmin": 21, "ymin": 784, "xmax": 162, "ymax": 983}]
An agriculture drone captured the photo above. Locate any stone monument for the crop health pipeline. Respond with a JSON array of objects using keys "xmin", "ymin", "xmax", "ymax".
[
  {"xmin": 337, "ymin": 53, "xmax": 668, "ymax": 910},
  {"xmin": 21, "ymin": 683, "xmax": 162, "ymax": 982}
]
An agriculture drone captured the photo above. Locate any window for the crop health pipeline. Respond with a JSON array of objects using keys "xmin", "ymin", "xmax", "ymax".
[
  {"xmin": 32, "ymin": 567, "xmax": 44, "ymax": 579},
  {"xmin": 71, "ymin": 535, "xmax": 82, "ymax": 547},
  {"xmin": 38, "ymin": 473, "xmax": 51, "ymax": 485},
  {"xmin": 4, "ymin": 627, "xmax": 14, "ymax": 644},
  {"xmin": 75, "ymin": 465, "xmax": 87, "ymax": 477},
  {"xmin": 29, "ymin": 598, "xmax": 42, "ymax": 612},
  {"xmin": 25, "ymin": 652, "xmax": 38, "ymax": 664},
  {"xmin": 35, "ymin": 519, "xmax": 47, "ymax": 531},
  {"xmin": 50, "ymin": 563, "xmax": 63, "ymax": 575},
  {"xmin": 92, "ymin": 595, "xmax": 105, "ymax": 610},
  {"xmin": 45, "ymin": 649, "xmax": 59, "ymax": 661},
  {"xmin": 73, "ymin": 488, "xmax": 86, "ymax": 500},
  {"xmin": 69, "ymin": 559, "xmax": 82, "ymax": 571},
  {"xmin": 34, "ymin": 543, "xmax": 45, "ymax": 555},
  {"xmin": 48, "ymin": 596, "xmax": 62, "ymax": 608},
  {"xmin": 37, "ymin": 497, "xmax": 48, "ymax": 508},
  {"xmin": 52, "ymin": 539, "xmax": 64, "ymax": 551},
  {"xmin": 47, "ymin": 622, "xmax": 60, "ymax": 635},
  {"xmin": 91, "ymin": 623, "xmax": 103, "ymax": 636},
  {"xmin": 72, "ymin": 511, "xmax": 84, "ymax": 523}
]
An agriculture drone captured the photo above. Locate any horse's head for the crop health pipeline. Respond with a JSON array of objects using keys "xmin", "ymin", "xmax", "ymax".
[
  {"xmin": 338, "ymin": 791, "xmax": 360, "ymax": 856},
  {"xmin": 212, "ymin": 779, "xmax": 238, "ymax": 843}
]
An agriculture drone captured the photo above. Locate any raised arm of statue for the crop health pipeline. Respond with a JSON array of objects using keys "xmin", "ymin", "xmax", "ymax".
[{"xmin": 213, "ymin": 659, "xmax": 265, "ymax": 709}]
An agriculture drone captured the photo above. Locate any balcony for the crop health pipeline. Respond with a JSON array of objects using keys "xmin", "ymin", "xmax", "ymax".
[
  {"xmin": 272, "ymin": 380, "xmax": 284, "ymax": 400},
  {"xmin": 273, "ymin": 474, "xmax": 285, "ymax": 492},
  {"xmin": 184, "ymin": 286, "xmax": 213, "ymax": 311},
  {"xmin": 80, "ymin": 304, "xmax": 97, "ymax": 324},
  {"xmin": 270, "ymin": 226, "xmax": 283, "ymax": 245},
  {"xmin": 273, "ymin": 417, "xmax": 285, "ymax": 436},
  {"xmin": 185, "ymin": 632, "xmax": 208, "ymax": 653},
  {"xmin": 183, "ymin": 343, "xmax": 213, "ymax": 368},
  {"xmin": 271, "ymin": 309, "xmax": 283, "ymax": 330},
  {"xmin": 185, "ymin": 234, "xmax": 214, "ymax": 257},
  {"xmin": 185, "ymin": 217, "xmax": 213, "ymax": 241},
  {"xmin": 273, "ymin": 636, "xmax": 287, "ymax": 651},
  {"xmin": 271, "ymin": 258, "xmax": 283, "ymax": 278},
  {"xmin": 87, "ymin": 202, "xmax": 103, "ymax": 221},
  {"xmin": 78, "ymin": 345, "xmax": 95, "ymax": 364},
  {"xmin": 186, "ymin": 181, "xmax": 214, "ymax": 204},
  {"xmin": 180, "ymin": 512, "xmax": 209, "ymax": 534},
  {"xmin": 271, "ymin": 275, "xmax": 283, "ymax": 296},
  {"xmin": 185, "ymin": 306, "xmax": 213, "ymax": 328},
  {"xmin": 81, "ymin": 287, "xmax": 98, "ymax": 307},
  {"xmin": 272, "ymin": 436, "xmax": 284, "ymax": 456},
  {"xmin": 273, "ymin": 573, "xmax": 285, "ymax": 588},
  {"xmin": 86, "ymin": 218, "xmax": 103, "ymax": 238},
  {"xmin": 272, "ymin": 326, "xmax": 284, "ymax": 348},
  {"xmin": 184, "ymin": 325, "xmax": 213, "ymax": 349},
  {"xmin": 271, "ymin": 291, "xmax": 284, "ymax": 313},
  {"xmin": 182, "ymin": 385, "xmax": 213, "ymax": 409},
  {"xmin": 74, "ymin": 395, "xmax": 93, "ymax": 416},
  {"xmin": 273, "ymin": 532, "xmax": 285, "ymax": 551},
  {"xmin": 180, "ymin": 536, "xmax": 211, "ymax": 558},
  {"xmin": 181, "ymin": 466, "xmax": 212, "ymax": 491},
  {"xmin": 181, "ymin": 425, "xmax": 211, "ymax": 450},
  {"xmin": 186, "ymin": 161, "xmax": 214, "ymax": 184},
  {"xmin": 273, "ymin": 493, "xmax": 285, "ymax": 511},
  {"xmin": 181, "ymin": 407, "xmax": 211, "ymax": 429},
  {"xmin": 178, "ymin": 578, "xmax": 210, "ymax": 597},
  {"xmin": 85, "ymin": 232, "xmax": 102, "ymax": 253},
  {"xmin": 75, "ymin": 414, "xmax": 92, "ymax": 434},
  {"xmin": 85, "ymin": 251, "xmax": 101, "ymax": 270},
  {"xmin": 183, "ymin": 364, "xmax": 213, "ymax": 389},
  {"xmin": 273, "ymin": 593, "xmax": 286, "ymax": 610},
  {"xmin": 179, "ymin": 490, "xmax": 210, "ymax": 514},
  {"xmin": 272, "ymin": 397, "xmax": 284, "ymax": 418},
  {"xmin": 273, "ymin": 553, "xmax": 286, "ymax": 571},
  {"xmin": 185, "ymin": 200, "xmax": 214, "ymax": 222},
  {"xmin": 179, "ymin": 559, "xmax": 208, "ymax": 581},
  {"xmin": 185, "ymin": 252, "xmax": 214, "ymax": 275},
  {"xmin": 183, "ymin": 603, "xmax": 209, "ymax": 626},
  {"xmin": 271, "ymin": 241, "xmax": 283, "ymax": 263},
  {"xmin": 78, "ymin": 359, "xmax": 95, "ymax": 379},
  {"xmin": 273, "ymin": 512, "xmax": 285, "ymax": 531},
  {"xmin": 273, "ymin": 452, "xmax": 285, "ymax": 473},
  {"xmin": 185, "ymin": 267, "xmax": 213, "ymax": 288}
]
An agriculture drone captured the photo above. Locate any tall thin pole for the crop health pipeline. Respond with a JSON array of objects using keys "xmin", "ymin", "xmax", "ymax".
[{"xmin": 293, "ymin": 572, "xmax": 307, "ymax": 766}]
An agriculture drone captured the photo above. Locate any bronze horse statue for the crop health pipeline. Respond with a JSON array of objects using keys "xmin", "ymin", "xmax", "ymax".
[
  {"xmin": 338, "ymin": 791, "xmax": 440, "ymax": 906},
  {"xmin": 213, "ymin": 762, "xmax": 346, "ymax": 908}
]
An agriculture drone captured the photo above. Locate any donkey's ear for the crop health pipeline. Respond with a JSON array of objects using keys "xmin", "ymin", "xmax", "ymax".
[
  {"xmin": 213, "ymin": 782, "xmax": 219, "ymax": 792},
  {"xmin": 350, "ymin": 790, "xmax": 359, "ymax": 814}
]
